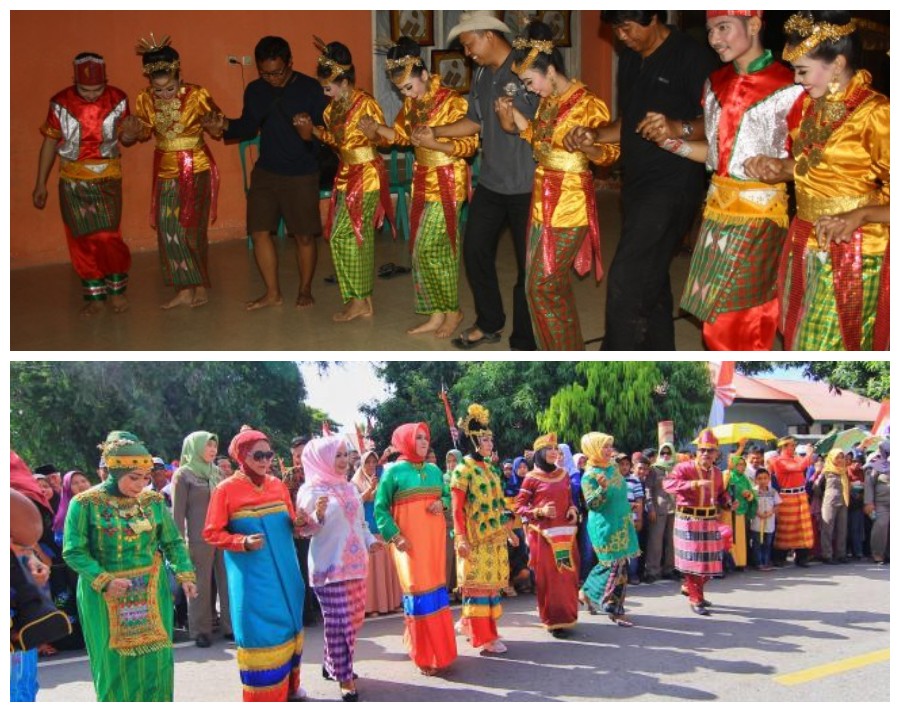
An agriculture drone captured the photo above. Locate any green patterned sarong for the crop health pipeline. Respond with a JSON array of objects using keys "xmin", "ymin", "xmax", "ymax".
[
  {"xmin": 329, "ymin": 191, "xmax": 378, "ymax": 302},
  {"xmin": 156, "ymin": 172, "xmax": 211, "ymax": 289},
  {"xmin": 412, "ymin": 201, "xmax": 461, "ymax": 314},
  {"xmin": 59, "ymin": 177, "xmax": 122, "ymax": 238}
]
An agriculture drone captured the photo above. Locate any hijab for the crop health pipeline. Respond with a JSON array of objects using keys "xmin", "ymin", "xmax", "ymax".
[
  {"xmin": 351, "ymin": 450, "xmax": 379, "ymax": 494},
  {"xmin": 179, "ymin": 431, "xmax": 221, "ymax": 487},
  {"xmin": 581, "ymin": 432, "xmax": 614, "ymax": 467},
  {"xmin": 656, "ymin": 442, "xmax": 675, "ymax": 472},
  {"xmin": 10, "ymin": 450, "xmax": 52, "ymax": 512},
  {"xmin": 558, "ymin": 443, "xmax": 578, "ymax": 476},
  {"xmin": 823, "ymin": 448, "xmax": 850, "ymax": 507},
  {"xmin": 533, "ymin": 447, "xmax": 558, "ymax": 473},
  {"xmin": 52, "ymin": 470, "xmax": 86, "ymax": 533},
  {"xmin": 445, "ymin": 449, "xmax": 463, "ymax": 474},
  {"xmin": 100, "ymin": 431, "xmax": 153, "ymax": 497},
  {"xmin": 300, "ymin": 435, "xmax": 358, "ymax": 507},
  {"xmin": 391, "ymin": 422, "xmax": 429, "ymax": 464},
  {"xmin": 228, "ymin": 429, "xmax": 269, "ymax": 474},
  {"xmin": 869, "ymin": 440, "xmax": 890, "ymax": 474}
]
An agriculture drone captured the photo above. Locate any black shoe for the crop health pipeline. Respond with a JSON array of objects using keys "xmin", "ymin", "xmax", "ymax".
[
  {"xmin": 642, "ymin": 575, "xmax": 659, "ymax": 584},
  {"xmin": 452, "ymin": 327, "xmax": 502, "ymax": 350},
  {"xmin": 628, "ymin": 577, "xmax": 641, "ymax": 586},
  {"xmin": 796, "ymin": 560, "xmax": 811, "ymax": 568},
  {"xmin": 341, "ymin": 691, "xmax": 359, "ymax": 702},
  {"xmin": 195, "ymin": 634, "xmax": 211, "ymax": 648},
  {"xmin": 549, "ymin": 628, "xmax": 570, "ymax": 639},
  {"xmin": 691, "ymin": 604, "xmax": 711, "ymax": 616},
  {"xmin": 224, "ymin": 633, "xmax": 235, "ymax": 641},
  {"xmin": 699, "ymin": 599, "xmax": 712, "ymax": 608},
  {"xmin": 323, "ymin": 665, "xmax": 358, "ymax": 682}
]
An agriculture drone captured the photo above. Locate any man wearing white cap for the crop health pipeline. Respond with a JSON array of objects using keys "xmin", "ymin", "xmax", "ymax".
[{"xmin": 419, "ymin": 11, "xmax": 538, "ymax": 351}]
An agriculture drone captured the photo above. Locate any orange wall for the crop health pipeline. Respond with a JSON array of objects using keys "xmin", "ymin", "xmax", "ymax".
[
  {"xmin": 12, "ymin": 10, "xmax": 615, "ymax": 269},
  {"xmin": 10, "ymin": 10, "xmax": 373, "ymax": 269}
]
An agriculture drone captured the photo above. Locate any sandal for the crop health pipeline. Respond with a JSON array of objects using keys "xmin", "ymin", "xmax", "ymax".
[
  {"xmin": 609, "ymin": 614, "xmax": 634, "ymax": 628},
  {"xmin": 451, "ymin": 326, "xmax": 502, "ymax": 351},
  {"xmin": 377, "ymin": 262, "xmax": 396, "ymax": 279}
]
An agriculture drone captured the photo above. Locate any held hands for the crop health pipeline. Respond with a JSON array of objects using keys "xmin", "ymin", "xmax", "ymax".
[
  {"xmin": 182, "ymin": 581, "xmax": 199, "ymax": 599},
  {"xmin": 563, "ymin": 126, "xmax": 597, "ymax": 153},
  {"xmin": 119, "ymin": 115, "xmax": 144, "ymax": 144},
  {"xmin": 244, "ymin": 533, "xmax": 266, "ymax": 551},
  {"xmin": 411, "ymin": 125, "xmax": 438, "ymax": 149},
  {"xmin": 369, "ymin": 539, "xmax": 385, "ymax": 553},
  {"xmin": 292, "ymin": 113, "xmax": 314, "ymax": 141},
  {"xmin": 358, "ymin": 115, "xmax": 380, "ymax": 141},
  {"xmin": 293, "ymin": 509, "xmax": 309, "ymax": 532},
  {"xmin": 199, "ymin": 111, "xmax": 226, "ymax": 138},
  {"xmin": 107, "ymin": 578, "xmax": 133, "ymax": 598},
  {"xmin": 635, "ymin": 112, "xmax": 676, "ymax": 145},
  {"xmin": 494, "ymin": 96, "xmax": 515, "ymax": 120},
  {"xmin": 815, "ymin": 210, "xmax": 864, "ymax": 249},
  {"xmin": 743, "ymin": 155, "xmax": 788, "ymax": 184}
]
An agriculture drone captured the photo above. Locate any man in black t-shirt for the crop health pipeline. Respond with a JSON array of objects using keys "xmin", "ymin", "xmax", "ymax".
[
  {"xmin": 204, "ymin": 36, "xmax": 328, "ymax": 311},
  {"xmin": 566, "ymin": 11, "xmax": 717, "ymax": 350}
]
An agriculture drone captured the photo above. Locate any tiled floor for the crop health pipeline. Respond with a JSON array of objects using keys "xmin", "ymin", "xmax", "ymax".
[{"xmin": 11, "ymin": 191, "xmax": 712, "ymax": 352}]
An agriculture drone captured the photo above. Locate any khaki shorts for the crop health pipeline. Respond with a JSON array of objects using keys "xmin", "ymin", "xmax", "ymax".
[{"xmin": 247, "ymin": 166, "xmax": 322, "ymax": 236}]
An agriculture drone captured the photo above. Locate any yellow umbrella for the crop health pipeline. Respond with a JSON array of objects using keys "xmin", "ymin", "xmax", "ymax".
[{"xmin": 694, "ymin": 423, "xmax": 778, "ymax": 446}]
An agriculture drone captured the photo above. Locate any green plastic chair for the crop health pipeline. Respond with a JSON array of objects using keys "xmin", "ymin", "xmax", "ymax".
[
  {"xmin": 386, "ymin": 147, "xmax": 412, "ymax": 241},
  {"xmin": 238, "ymin": 136, "xmax": 286, "ymax": 248}
]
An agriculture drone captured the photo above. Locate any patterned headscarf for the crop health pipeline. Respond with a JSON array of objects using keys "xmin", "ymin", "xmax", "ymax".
[
  {"xmin": 391, "ymin": 423, "xmax": 429, "ymax": 464},
  {"xmin": 180, "ymin": 431, "xmax": 221, "ymax": 486},
  {"xmin": 581, "ymin": 432, "xmax": 614, "ymax": 467},
  {"xmin": 228, "ymin": 428, "xmax": 270, "ymax": 472},
  {"xmin": 301, "ymin": 435, "xmax": 350, "ymax": 488},
  {"xmin": 100, "ymin": 431, "xmax": 153, "ymax": 496}
]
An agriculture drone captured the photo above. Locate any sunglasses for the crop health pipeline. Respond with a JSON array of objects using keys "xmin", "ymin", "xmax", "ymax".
[
  {"xmin": 251, "ymin": 451, "xmax": 276, "ymax": 462},
  {"xmin": 698, "ymin": 448, "xmax": 716, "ymax": 454}
]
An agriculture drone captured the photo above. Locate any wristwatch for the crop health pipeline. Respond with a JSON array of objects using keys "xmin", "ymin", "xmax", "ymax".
[{"xmin": 681, "ymin": 121, "xmax": 694, "ymax": 138}]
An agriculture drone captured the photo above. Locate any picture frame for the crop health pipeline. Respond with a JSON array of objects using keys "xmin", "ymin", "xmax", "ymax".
[
  {"xmin": 389, "ymin": 10, "xmax": 435, "ymax": 47},
  {"xmin": 431, "ymin": 50, "xmax": 471, "ymax": 94},
  {"xmin": 537, "ymin": 10, "xmax": 572, "ymax": 47}
]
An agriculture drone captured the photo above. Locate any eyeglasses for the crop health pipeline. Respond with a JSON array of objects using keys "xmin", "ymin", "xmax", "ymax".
[
  {"xmin": 251, "ymin": 451, "xmax": 276, "ymax": 462},
  {"xmin": 698, "ymin": 448, "xmax": 716, "ymax": 454},
  {"xmin": 259, "ymin": 65, "xmax": 290, "ymax": 79}
]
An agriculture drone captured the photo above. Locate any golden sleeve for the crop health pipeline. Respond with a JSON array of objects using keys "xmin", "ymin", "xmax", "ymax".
[{"xmin": 439, "ymin": 94, "xmax": 478, "ymax": 159}]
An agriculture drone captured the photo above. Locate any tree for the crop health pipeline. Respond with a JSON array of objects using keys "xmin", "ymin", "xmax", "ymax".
[
  {"xmin": 738, "ymin": 361, "xmax": 890, "ymax": 401},
  {"xmin": 10, "ymin": 362, "xmax": 316, "ymax": 475},
  {"xmin": 539, "ymin": 362, "xmax": 714, "ymax": 453}
]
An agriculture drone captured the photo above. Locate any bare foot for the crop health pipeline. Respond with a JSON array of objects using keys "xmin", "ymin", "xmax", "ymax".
[
  {"xmin": 435, "ymin": 310, "xmax": 464, "ymax": 339},
  {"xmin": 333, "ymin": 298, "xmax": 373, "ymax": 323},
  {"xmin": 109, "ymin": 294, "xmax": 130, "ymax": 314},
  {"xmin": 246, "ymin": 293, "xmax": 284, "ymax": 311},
  {"xmin": 295, "ymin": 291, "xmax": 315, "ymax": 309},
  {"xmin": 191, "ymin": 287, "xmax": 209, "ymax": 308},
  {"xmin": 408, "ymin": 313, "xmax": 445, "ymax": 335},
  {"xmin": 80, "ymin": 300, "xmax": 106, "ymax": 317},
  {"xmin": 161, "ymin": 290, "xmax": 193, "ymax": 310}
]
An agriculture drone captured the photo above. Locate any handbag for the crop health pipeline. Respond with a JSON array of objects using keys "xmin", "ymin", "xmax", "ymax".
[{"xmin": 9, "ymin": 551, "xmax": 72, "ymax": 651}]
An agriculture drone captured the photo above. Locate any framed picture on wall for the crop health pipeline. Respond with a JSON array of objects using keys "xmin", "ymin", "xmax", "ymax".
[
  {"xmin": 389, "ymin": 10, "xmax": 435, "ymax": 47},
  {"xmin": 431, "ymin": 50, "xmax": 471, "ymax": 94},
  {"xmin": 537, "ymin": 10, "xmax": 572, "ymax": 47}
]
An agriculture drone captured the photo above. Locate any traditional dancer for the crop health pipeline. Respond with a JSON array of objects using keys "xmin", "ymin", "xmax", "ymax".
[
  {"xmin": 204, "ymin": 428, "xmax": 307, "ymax": 701},
  {"xmin": 450, "ymin": 404, "xmax": 516, "ymax": 654},
  {"xmin": 578, "ymin": 433, "xmax": 639, "ymax": 626},
  {"xmin": 746, "ymin": 11, "xmax": 890, "ymax": 350},
  {"xmin": 62, "ymin": 431, "xmax": 197, "ymax": 701},
  {"xmin": 514, "ymin": 433, "xmax": 580, "ymax": 636},
  {"xmin": 768, "ymin": 436, "xmax": 815, "ymax": 567},
  {"xmin": 302, "ymin": 40, "xmax": 394, "ymax": 323},
  {"xmin": 359, "ymin": 37, "xmax": 477, "ymax": 339},
  {"xmin": 641, "ymin": 10, "xmax": 804, "ymax": 350},
  {"xmin": 374, "ymin": 423, "xmax": 457, "ymax": 675},
  {"xmin": 663, "ymin": 429, "xmax": 731, "ymax": 616},
  {"xmin": 34, "ymin": 53, "xmax": 132, "ymax": 315},
  {"xmin": 498, "ymin": 20, "xmax": 617, "ymax": 350},
  {"xmin": 122, "ymin": 36, "xmax": 221, "ymax": 309}
]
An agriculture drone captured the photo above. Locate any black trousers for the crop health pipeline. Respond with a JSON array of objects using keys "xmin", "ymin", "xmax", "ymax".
[
  {"xmin": 462, "ymin": 185, "xmax": 536, "ymax": 350},
  {"xmin": 603, "ymin": 184, "xmax": 703, "ymax": 351}
]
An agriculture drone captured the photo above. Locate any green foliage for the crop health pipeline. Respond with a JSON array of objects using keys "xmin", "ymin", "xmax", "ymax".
[
  {"xmin": 10, "ymin": 362, "xmax": 315, "ymax": 474},
  {"xmin": 738, "ymin": 361, "xmax": 890, "ymax": 401},
  {"xmin": 539, "ymin": 362, "xmax": 713, "ymax": 453}
]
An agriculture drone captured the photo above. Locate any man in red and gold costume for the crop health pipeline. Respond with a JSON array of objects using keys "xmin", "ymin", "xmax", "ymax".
[
  {"xmin": 663, "ymin": 429, "xmax": 731, "ymax": 616},
  {"xmin": 33, "ymin": 53, "xmax": 133, "ymax": 315},
  {"xmin": 769, "ymin": 436, "xmax": 815, "ymax": 567}
]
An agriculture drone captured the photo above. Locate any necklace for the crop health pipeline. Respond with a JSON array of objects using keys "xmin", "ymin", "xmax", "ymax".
[{"xmin": 793, "ymin": 83, "xmax": 872, "ymax": 177}]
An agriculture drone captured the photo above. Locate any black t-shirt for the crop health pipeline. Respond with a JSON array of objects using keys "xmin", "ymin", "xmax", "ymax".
[
  {"xmin": 617, "ymin": 27, "xmax": 718, "ymax": 189},
  {"xmin": 224, "ymin": 71, "xmax": 328, "ymax": 177}
]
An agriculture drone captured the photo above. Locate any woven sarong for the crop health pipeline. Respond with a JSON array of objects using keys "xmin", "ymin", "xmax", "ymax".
[
  {"xmin": 412, "ymin": 202, "xmax": 462, "ymax": 314},
  {"xmin": 156, "ymin": 172, "xmax": 212, "ymax": 289},
  {"xmin": 314, "ymin": 579, "xmax": 366, "ymax": 683},
  {"xmin": 673, "ymin": 512, "xmax": 723, "ymax": 577},
  {"xmin": 330, "ymin": 191, "xmax": 379, "ymax": 302},
  {"xmin": 59, "ymin": 177, "xmax": 122, "ymax": 238},
  {"xmin": 773, "ymin": 492, "xmax": 814, "ymax": 550}
]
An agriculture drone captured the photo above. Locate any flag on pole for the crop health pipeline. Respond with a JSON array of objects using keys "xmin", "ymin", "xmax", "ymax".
[
  {"xmin": 439, "ymin": 382, "xmax": 460, "ymax": 448},
  {"xmin": 708, "ymin": 361, "xmax": 736, "ymax": 428},
  {"xmin": 872, "ymin": 399, "xmax": 890, "ymax": 436}
]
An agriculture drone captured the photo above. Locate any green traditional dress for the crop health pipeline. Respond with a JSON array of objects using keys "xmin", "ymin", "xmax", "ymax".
[
  {"xmin": 580, "ymin": 464, "xmax": 639, "ymax": 615},
  {"xmin": 63, "ymin": 486, "xmax": 195, "ymax": 701},
  {"xmin": 720, "ymin": 466, "xmax": 757, "ymax": 568}
]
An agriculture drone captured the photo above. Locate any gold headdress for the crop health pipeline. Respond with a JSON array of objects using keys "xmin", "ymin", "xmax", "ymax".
[
  {"xmin": 137, "ymin": 33, "xmax": 180, "ymax": 76},
  {"xmin": 459, "ymin": 403, "xmax": 492, "ymax": 440},
  {"xmin": 533, "ymin": 433, "xmax": 558, "ymax": 452},
  {"xmin": 512, "ymin": 37, "xmax": 555, "ymax": 74},
  {"xmin": 782, "ymin": 13, "xmax": 857, "ymax": 63},
  {"xmin": 314, "ymin": 35, "xmax": 351, "ymax": 85},
  {"xmin": 385, "ymin": 53, "xmax": 423, "ymax": 85}
]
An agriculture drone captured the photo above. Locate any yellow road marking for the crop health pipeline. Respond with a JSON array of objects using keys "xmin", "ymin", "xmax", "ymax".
[{"xmin": 774, "ymin": 649, "xmax": 890, "ymax": 686}]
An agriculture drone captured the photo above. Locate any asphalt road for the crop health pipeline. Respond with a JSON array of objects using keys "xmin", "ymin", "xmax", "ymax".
[{"xmin": 34, "ymin": 559, "xmax": 890, "ymax": 703}]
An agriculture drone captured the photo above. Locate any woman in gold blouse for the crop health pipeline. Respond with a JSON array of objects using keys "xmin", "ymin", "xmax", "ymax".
[
  {"xmin": 121, "ymin": 36, "xmax": 221, "ymax": 310},
  {"xmin": 359, "ymin": 37, "xmax": 478, "ymax": 340},
  {"xmin": 497, "ymin": 21, "xmax": 619, "ymax": 350},
  {"xmin": 746, "ymin": 11, "xmax": 889, "ymax": 351}
]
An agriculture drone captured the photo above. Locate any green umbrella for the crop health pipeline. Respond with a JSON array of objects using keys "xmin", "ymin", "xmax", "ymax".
[{"xmin": 816, "ymin": 427, "xmax": 871, "ymax": 455}]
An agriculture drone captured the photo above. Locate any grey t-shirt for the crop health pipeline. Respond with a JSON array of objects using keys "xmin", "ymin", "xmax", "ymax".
[{"xmin": 467, "ymin": 52, "xmax": 538, "ymax": 195}]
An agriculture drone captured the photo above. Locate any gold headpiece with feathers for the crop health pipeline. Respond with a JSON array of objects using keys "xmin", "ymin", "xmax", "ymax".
[
  {"xmin": 137, "ymin": 33, "xmax": 180, "ymax": 76},
  {"xmin": 314, "ymin": 35, "xmax": 352, "ymax": 85},
  {"xmin": 385, "ymin": 52, "xmax": 423, "ymax": 85},
  {"xmin": 782, "ymin": 13, "xmax": 857, "ymax": 63},
  {"xmin": 459, "ymin": 403, "xmax": 493, "ymax": 439},
  {"xmin": 512, "ymin": 36, "xmax": 555, "ymax": 74}
]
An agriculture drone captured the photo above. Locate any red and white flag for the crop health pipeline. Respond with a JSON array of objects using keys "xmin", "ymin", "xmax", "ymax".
[
  {"xmin": 872, "ymin": 399, "xmax": 890, "ymax": 436},
  {"xmin": 709, "ymin": 361, "xmax": 736, "ymax": 427}
]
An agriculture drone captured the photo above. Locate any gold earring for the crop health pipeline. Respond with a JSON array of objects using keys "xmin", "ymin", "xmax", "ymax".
[{"xmin": 827, "ymin": 74, "xmax": 841, "ymax": 99}]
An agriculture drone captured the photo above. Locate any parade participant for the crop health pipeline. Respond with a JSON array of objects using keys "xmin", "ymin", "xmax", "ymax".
[
  {"xmin": 817, "ymin": 448, "xmax": 849, "ymax": 564},
  {"xmin": 450, "ymin": 404, "xmax": 516, "ymax": 654},
  {"xmin": 644, "ymin": 442, "xmax": 676, "ymax": 582},
  {"xmin": 34, "ymin": 53, "xmax": 132, "ymax": 316},
  {"xmin": 203, "ymin": 428, "xmax": 307, "ymax": 702},
  {"xmin": 768, "ymin": 436, "xmax": 815, "ymax": 567},
  {"xmin": 746, "ymin": 11, "xmax": 890, "ymax": 350},
  {"xmin": 567, "ymin": 11, "xmax": 716, "ymax": 350},
  {"xmin": 296, "ymin": 436, "xmax": 379, "ymax": 702},
  {"xmin": 515, "ymin": 433, "xmax": 580, "ymax": 636},
  {"xmin": 663, "ymin": 429, "xmax": 731, "ymax": 616},
  {"xmin": 443, "ymin": 449, "xmax": 463, "ymax": 597},
  {"xmin": 864, "ymin": 440, "xmax": 890, "ymax": 565},
  {"xmin": 122, "ymin": 36, "xmax": 220, "ymax": 310},
  {"xmin": 204, "ymin": 36, "xmax": 328, "ymax": 310},
  {"xmin": 300, "ymin": 40, "xmax": 394, "ymax": 323},
  {"xmin": 359, "ymin": 37, "xmax": 477, "ymax": 339},
  {"xmin": 171, "ymin": 431, "xmax": 231, "ymax": 647},
  {"xmin": 428, "ymin": 11, "xmax": 538, "ymax": 351},
  {"xmin": 374, "ymin": 423, "xmax": 457, "ymax": 675},
  {"xmin": 720, "ymin": 455, "xmax": 757, "ymax": 570},
  {"xmin": 578, "ymin": 433, "xmax": 639, "ymax": 627},
  {"xmin": 641, "ymin": 11, "xmax": 804, "ymax": 350},
  {"xmin": 497, "ymin": 21, "xmax": 617, "ymax": 350},
  {"xmin": 62, "ymin": 432, "xmax": 197, "ymax": 701}
]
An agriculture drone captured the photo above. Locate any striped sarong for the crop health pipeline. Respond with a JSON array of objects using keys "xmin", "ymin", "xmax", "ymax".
[
  {"xmin": 314, "ymin": 579, "xmax": 367, "ymax": 683},
  {"xmin": 460, "ymin": 592, "xmax": 502, "ymax": 648},
  {"xmin": 673, "ymin": 512, "xmax": 723, "ymax": 577},
  {"xmin": 59, "ymin": 177, "xmax": 122, "ymax": 238},
  {"xmin": 774, "ymin": 492, "xmax": 814, "ymax": 550}
]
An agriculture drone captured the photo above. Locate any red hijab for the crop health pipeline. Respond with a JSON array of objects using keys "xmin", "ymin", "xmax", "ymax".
[
  {"xmin": 391, "ymin": 422, "xmax": 430, "ymax": 464},
  {"xmin": 10, "ymin": 450, "xmax": 51, "ymax": 512},
  {"xmin": 228, "ymin": 429, "xmax": 269, "ymax": 472}
]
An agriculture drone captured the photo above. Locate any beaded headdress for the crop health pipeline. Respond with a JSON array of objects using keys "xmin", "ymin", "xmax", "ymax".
[
  {"xmin": 459, "ymin": 403, "xmax": 492, "ymax": 440},
  {"xmin": 385, "ymin": 53, "xmax": 423, "ymax": 85},
  {"xmin": 99, "ymin": 431, "xmax": 154, "ymax": 479},
  {"xmin": 706, "ymin": 11, "xmax": 763, "ymax": 20},
  {"xmin": 511, "ymin": 37, "xmax": 555, "ymax": 74},
  {"xmin": 782, "ymin": 13, "xmax": 857, "ymax": 63},
  {"xmin": 137, "ymin": 33, "xmax": 180, "ymax": 76}
]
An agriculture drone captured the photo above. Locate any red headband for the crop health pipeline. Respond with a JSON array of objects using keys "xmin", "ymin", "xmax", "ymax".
[
  {"xmin": 706, "ymin": 11, "xmax": 763, "ymax": 20},
  {"xmin": 74, "ymin": 56, "xmax": 107, "ymax": 85}
]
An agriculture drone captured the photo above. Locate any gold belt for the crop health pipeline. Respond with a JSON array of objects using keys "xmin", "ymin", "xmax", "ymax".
[
  {"xmin": 157, "ymin": 136, "xmax": 205, "ymax": 152},
  {"xmin": 708, "ymin": 174, "xmax": 789, "ymax": 218},
  {"xmin": 538, "ymin": 150, "xmax": 589, "ymax": 173},
  {"xmin": 340, "ymin": 146, "xmax": 378, "ymax": 165},
  {"xmin": 796, "ymin": 191, "xmax": 879, "ymax": 222},
  {"xmin": 414, "ymin": 148, "xmax": 457, "ymax": 168},
  {"xmin": 60, "ymin": 158, "xmax": 122, "ymax": 181}
]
